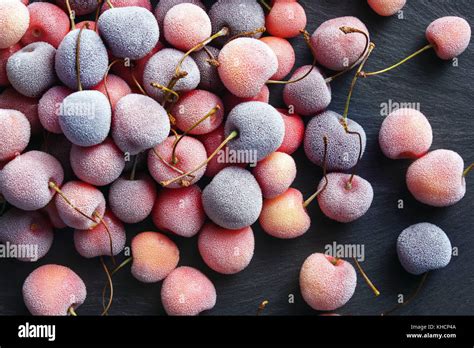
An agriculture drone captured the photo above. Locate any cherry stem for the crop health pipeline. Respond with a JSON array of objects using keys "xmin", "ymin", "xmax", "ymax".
[
  {"xmin": 229, "ymin": 27, "xmax": 266, "ymax": 41},
  {"xmin": 161, "ymin": 130, "xmax": 239, "ymax": 187},
  {"xmin": 105, "ymin": 0, "xmax": 114, "ymax": 9},
  {"xmin": 75, "ymin": 26, "xmax": 86, "ymax": 91},
  {"xmin": 360, "ymin": 44, "xmax": 433, "ymax": 77},
  {"xmin": 203, "ymin": 46, "xmax": 220, "ymax": 67},
  {"xmin": 94, "ymin": 212, "xmax": 116, "ymax": 266},
  {"xmin": 353, "ymin": 257, "xmax": 380, "ymax": 297},
  {"xmin": 129, "ymin": 155, "xmax": 139, "ymax": 181},
  {"xmin": 150, "ymin": 82, "xmax": 180, "ymax": 104},
  {"xmin": 463, "ymin": 163, "xmax": 474, "ymax": 177},
  {"xmin": 68, "ymin": 306, "xmax": 78, "ymax": 316},
  {"xmin": 343, "ymin": 42, "xmax": 375, "ymax": 122},
  {"xmin": 256, "ymin": 300, "xmax": 269, "ymax": 316},
  {"xmin": 258, "ymin": 0, "xmax": 272, "ymax": 11},
  {"xmin": 94, "ymin": 0, "xmax": 103, "ymax": 31},
  {"xmin": 303, "ymin": 136, "xmax": 329, "ymax": 208},
  {"xmin": 104, "ymin": 59, "xmax": 121, "ymax": 109},
  {"xmin": 161, "ymin": 27, "xmax": 230, "ymax": 108},
  {"xmin": 130, "ymin": 66, "xmax": 148, "ymax": 96},
  {"xmin": 101, "ymin": 257, "xmax": 132, "ymax": 312},
  {"xmin": 325, "ymin": 27, "xmax": 370, "ymax": 83},
  {"xmin": 100, "ymin": 256, "xmax": 114, "ymax": 316},
  {"xmin": 382, "ymin": 272, "xmax": 429, "ymax": 316},
  {"xmin": 65, "ymin": 0, "xmax": 76, "ymax": 30},
  {"xmin": 343, "ymin": 125, "xmax": 363, "ymax": 190},
  {"xmin": 171, "ymin": 105, "xmax": 220, "ymax": 165}
]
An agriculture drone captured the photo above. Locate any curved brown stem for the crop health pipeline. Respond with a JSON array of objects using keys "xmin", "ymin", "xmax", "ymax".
[
  {"xmin": 160, "ymin": 130, "xmax": 239, "ymax": 187},
  {"xmin": 150, "ymin": 82, "xmax": 180, "ymax": 104},
  {"xmin": 101, "ymin": 257, "xmax": 132, "ymax": 311},
  {"xmin": 342, "ymin": 126, "xmax": 363, "ymax": 190},
  {"xmin": 129, "ymin": 65, "xmax": 148, "ymax": 96},
  {"xmin": 104, "ymin": 59, "xmax": 121, "ymax": 109},
  {"xmin": 382, "ymin": 272, "xmax": 429, "ymax": 316},
  {"xmin": 75, "ymin": 26, "xmax": 86, "ymax": 91},
  {"xmin": 104, "ymin": 0, "xmax": 114, "ymax": 9},
  {"xmin": 353, "ymin": 257, "xmax": 380, "ymax": 297},
  {"xmin": 256, "ymin": 300, "xmax": 269, "ymax": 316},
  {"xmin": 342, "ymin": 42, "xmax": 376, "ymax": 122},
  {"xmin": 303, "ymin": 136, "xmax": 329, "ymax": 208},
  {"xmin": 100, "ymin": 256, "xmax": 114, "ymax": 316},
  {"xmin": 170, "ymin": 105, "xmax": 220, "ymax": 164},
  {"xmin": 94, "ymin": 0, "xmax": 103, "ymax": 32},
  {"xmin": 94, "ymin": 212, "xmax": 116, "ymax": 266},
  {"xmin": 203, "ymin": 46, "xmax": 220, "ymax": 67},
  {"xmin": 325, "ymin": 27, "xmax": 370, "ymax": 83},
  {"xmin": 152, "ymin": 148, "xmax": 196, "ymax": 186}
]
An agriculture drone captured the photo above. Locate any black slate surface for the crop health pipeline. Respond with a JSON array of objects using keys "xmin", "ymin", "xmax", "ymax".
[{"xmin": 0, "ymin": 0, "xmax": 473, "ymax": 316}]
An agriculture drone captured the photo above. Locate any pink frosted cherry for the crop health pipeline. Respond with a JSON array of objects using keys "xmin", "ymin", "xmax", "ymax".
[
  {"xmin": 0, "ymin": 88, "xmax": 41, "ymax": 134},
  {"xmin": 170, "ymin": 90, "xmax": 224, "ymax": 135},
  {"xmin": 379, "ymin": 108, "xmax": 433, "ymax": 159},
  {"xmin": 0, "ymin": 0, "xmax": 30, "ymax": 49},
  {"xmin": 0, "ymin": 151, "xmax": 64, "ymax": 211},
  {"xmin": 253, "ymin": 152, "xmax": 297, "ymax": 199},
  {"xmin": 311, "ymin": 17, "xmax": 370, "ymax": 71},
  {"xmin": 148, "ymin": 136, "xmax": 208, "ymax": 188},
  {"xmin": 265, "ymin": 0, "xmax": 307, "ymax": 39},
  {"xmin": 276, "ymin": 108, "xmax": 305, "ymax": 155},
  {"xmin": 426, "ymin": 16, "xmax": 471, "ymax": 60},
  {"xmin": 92, "ymin": 74, "xmax": 132, "ymax": 111},
  {"xmin": 260, "ymin": 36, "xmax": 296, "ymax": 80},
  {"xmin": 300, "ymin": 253, "xmax": 357, "ymax": 311},
  {"xmin": 0, "ymin": 109, "xmax": 30, "ymax": 162},
  {"xmin": 198, "ymin": 222, "xmax": 254, "ymax": 275},
  {"xmin": 70, "ymin": 138, "xmax": 125, "ymax": 187},
  {"xmin": 0, "ymin": 208, "xmax": 53, "ymax": 261},
  {"xmin": 406, "ymin": 149, "xmax": 469, "ymax": 207},
  {"xmin": 152, "ymin": 185, "xmax": 205, "ymax": 238},
  {"xmin": 131, "ymin": 231, "xmax": 179, "ymax": 283},
  {"xmin": 74, "ymin": 210, "xmax": 126, "ymax": 258},
  {"xmin": 163, "ymin": 3, "xmax": 212, "ymax": 52},
  {"xmin": 367, "ymin": 0, "xmax": 406, "ymax": 16},
  {"xmin": 259, "ymin": 188, "xmax": 310, "ymax": 239},
  {"xmin": 161, "ymin": 266, "xmax": 216, "ymax": 316},
  {"xmin": 317, "ymin": 173, "xmax": 374, "ymax": 223},
  {"xmin": 218, "ymin": 38, "xmax": 278, "ymax": 98},
  {"xmin": 108, "ymin": 173, "xmax": 157, "ymax": 224},
  {"xmin": 38, "ymin": 86, "xmax": 72, "ymax": 134},
  {"xmin": 54, "ymin": 181, "xmax": 106, "ymax": 230},
  {"xmin": 223, "ymin": 85, "xmax": 270, "ymax": 113},
  {"xmin": 21, "ymin": 2, "xmax": 70, "ymax": 48},
  {"xmin": 0, "ymin": 44, "xmax": 21, "ymax": 86},
  {"xmin": 23, "ymin": 264, "xmax": 86, "ymax": 316}
]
